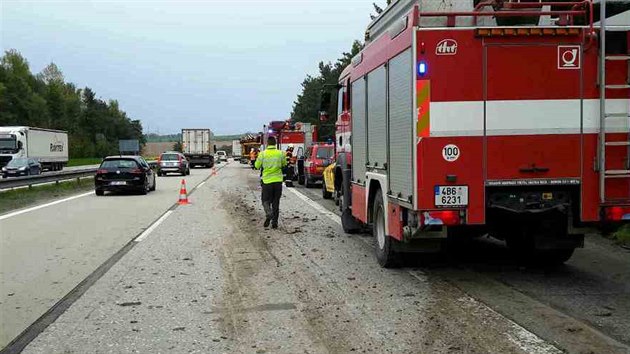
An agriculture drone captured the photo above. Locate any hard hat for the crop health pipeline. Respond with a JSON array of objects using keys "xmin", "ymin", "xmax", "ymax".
[{"xmin": 288, "ymin": 144, "xmax": 294, "ymax": 148}]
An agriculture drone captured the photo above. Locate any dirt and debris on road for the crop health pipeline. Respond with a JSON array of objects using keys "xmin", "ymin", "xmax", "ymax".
[{"xmin": 18, "ymin": 164, "xmax": 630, "ymax": 353}]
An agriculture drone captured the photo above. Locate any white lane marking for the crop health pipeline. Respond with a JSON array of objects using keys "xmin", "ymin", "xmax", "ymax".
[
  {"xmin": 287, "ymin": 187, "xmax": 560, "ymax": 353},
  {"xmin": 0, "ymin": 191, "xmax": 93, "ymax": 221},
  {"xmin": 135, "ymin": 210, "xmax": 173, "ymax": 242},
  {"xmin": 197, "ymin": 181, "xmax": 206, "ymax": 188},
  {"xmin": 456, "ymin": 296, "xmax": 562, "ymax": 354},
  {"xmin": 286, "ymin": 187, "xmax": 342, "ymax": 226}
]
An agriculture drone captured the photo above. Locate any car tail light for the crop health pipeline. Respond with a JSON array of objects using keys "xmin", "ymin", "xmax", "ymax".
[
  {"xmin": 421, "ymin": 210, "xmax": 461, "ymax": 226},
  {"xmin": 131, "ymin": 168, "xmax": 143, "ymax": 174},
  {"xmin": 604, "ymin": 206, "xmax": 630, "ymax": 221},
  {"xmin": 96, "ymin": 169, "xmax": 108, "ymax": 174}
]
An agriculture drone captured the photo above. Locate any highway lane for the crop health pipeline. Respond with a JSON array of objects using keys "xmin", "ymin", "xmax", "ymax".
[
  {"xmin": 21, "ymin": 163, "xmax": 563, "ymax": 353},
  {"xmin": 0, "ymin": 167, "xmax": 213, "ymax": 347}
]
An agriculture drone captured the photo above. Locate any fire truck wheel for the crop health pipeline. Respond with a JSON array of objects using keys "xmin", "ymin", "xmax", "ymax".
[
  {"xmin": 373, "ymin": 190, "xmax": 398, "ymax": 268},
  {"xmin": 322, "ymin": 180, "xmax": 332, "ymax": 199}
]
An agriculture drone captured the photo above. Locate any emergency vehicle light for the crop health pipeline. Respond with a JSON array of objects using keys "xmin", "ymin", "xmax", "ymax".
[
  {"xmin": 417, "ymin": 61, "xmax": 427, "ymax": 76},
  {"xmin": 475, "ymin": 27, "xmax": 580, "ymax": 37}
]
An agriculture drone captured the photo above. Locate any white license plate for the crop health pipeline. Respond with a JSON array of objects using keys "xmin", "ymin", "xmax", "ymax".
[
  {"xmin": 434, "ymin": 186, "xmax": 468, "ymax": 207},
  {"xmin": 110, "ymin": 181, "xmax": 127, "ymax": 186}
]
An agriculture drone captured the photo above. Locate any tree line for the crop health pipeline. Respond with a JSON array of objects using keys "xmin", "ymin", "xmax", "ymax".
[
  {"xmin": 289, "ymin": 1, "xmax": 393, "ymax": 138},
  {"xmin": 0, "ymin": 49, "xmax": 144, "ymax": 158},
  {"xmin": 289, "ymin": 40, "xmax": 363, "ymax": 140}
]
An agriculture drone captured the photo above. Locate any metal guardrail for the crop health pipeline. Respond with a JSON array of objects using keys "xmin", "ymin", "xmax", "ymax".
[{"xmin": 0, "ymin": 161, "xmax": 157, "ymax": 190}]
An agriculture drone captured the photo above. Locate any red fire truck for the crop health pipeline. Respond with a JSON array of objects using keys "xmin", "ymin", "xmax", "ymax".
[
  {"xmin": 263, "ymin": 120, "xmax": 315, "ymax": 154},
  {"xmin": 323, "ymin": 0, "xmax": 630, "ymax": 267}
]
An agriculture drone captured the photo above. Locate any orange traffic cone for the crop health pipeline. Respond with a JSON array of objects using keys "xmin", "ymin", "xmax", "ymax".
[
  {"xmin": 178, "ymin": 179, "xmax": 189, "ymax": 205},
  {"xmin": 211, "ymin": 166, "xmax": 217, "ymax": 176}
]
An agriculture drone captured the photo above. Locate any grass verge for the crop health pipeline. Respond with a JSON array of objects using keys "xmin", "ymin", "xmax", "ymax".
[
  {"xmin": 612, "ymin": 224, "xmax": 630, "ymax": 248},
  {"xmin": 0, "ymin": 178, "xmax": 94, "ymax": 215},
  {"xmin": 67, "ymin": 158, "xmax": 103, "ymax": 167}
]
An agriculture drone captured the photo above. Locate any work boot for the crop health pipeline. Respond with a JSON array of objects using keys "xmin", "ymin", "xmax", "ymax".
[
  {"xmin": 264, "ymin": 218, "xmax": 271, "ymax": 228},
  {"xmin": 271, "ymin": 222, "xmax": 278, "ymax": 229}
]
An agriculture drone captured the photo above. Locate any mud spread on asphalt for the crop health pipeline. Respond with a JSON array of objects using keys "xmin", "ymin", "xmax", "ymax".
[{"xmin": 212, "ymin": 175, "xmax": 558, "ymax": 354}]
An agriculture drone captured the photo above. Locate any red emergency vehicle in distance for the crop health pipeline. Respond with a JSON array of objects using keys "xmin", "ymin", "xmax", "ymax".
[{"xmin": 323, "ymin": 0, "xmax": 630, "ymax": 267}]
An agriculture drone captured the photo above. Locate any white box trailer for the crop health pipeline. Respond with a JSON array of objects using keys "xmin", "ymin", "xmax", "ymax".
[
  {"xmin": 181, "ymin": 128, "xmax": 215, "ymax": 168},
  {"xmin": 0, "ymin": 126, "xmax": 68, "ymax": 171},
  {"xmin": 231, "ymin": 140, "xmax": 241, "ymax": 159}
]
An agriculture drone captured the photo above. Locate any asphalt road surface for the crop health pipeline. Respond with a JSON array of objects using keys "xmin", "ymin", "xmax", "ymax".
[
  {"xmin": 0, "ymin": 167, "xmax": 212, "ymax": 348},
  {"xmin": 1, "ymin": 161, "xmax": 629, "ymax": 353}
]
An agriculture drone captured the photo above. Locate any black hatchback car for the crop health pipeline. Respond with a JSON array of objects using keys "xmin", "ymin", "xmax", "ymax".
[{"xmin": 94, "ymin": 156, "xmax": 156, "ymax": 196}]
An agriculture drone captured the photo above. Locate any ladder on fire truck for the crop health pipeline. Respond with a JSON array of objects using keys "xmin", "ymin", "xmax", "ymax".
[{"xmin": 598, "ymin": 0, "xmax": 630, "ymax": 203}]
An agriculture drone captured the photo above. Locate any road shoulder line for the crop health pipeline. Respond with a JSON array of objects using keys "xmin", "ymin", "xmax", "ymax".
[
  {"xmin": 134, "ymin": 210, "xmax": 173, "ymax": 242},
  {"xmin": 285, "ymin": 187, "xmax": 341, "ymax": 226},
  {"xmin": 0, "ymin": 191, "xmax": 93, "ymax": 221}
]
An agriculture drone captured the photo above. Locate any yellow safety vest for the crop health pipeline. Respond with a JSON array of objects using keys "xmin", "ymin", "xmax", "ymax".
[{"xmin": 255, "ymin": 146, "xmax": 287, "ymax": 184}]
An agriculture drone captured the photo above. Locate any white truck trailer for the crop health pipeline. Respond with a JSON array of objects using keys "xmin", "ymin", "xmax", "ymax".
[
  {"xmin": 0, "ymin": 126, "xmax": 69, "ymax": 171},
  {"xmin": 231, "ymin": 140, "xmax": 241, "ymax": 160},
  {"xmin": 181, "ymin": 128, "xmax": 215, "ymax": 168}
]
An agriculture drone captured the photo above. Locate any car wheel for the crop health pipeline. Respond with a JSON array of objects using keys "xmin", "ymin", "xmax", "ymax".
[
  {"xmin": 186, "ymin": 168, "xmax": 190, "ymax": 175},
  {"xmin": 298, "ymin": 174, "xmax": 305, "ymax": 185},
  {"xmin": 140, "ymin": 181, "xmax": 149, "ymax": 195},
  {"xmin": 373, "ymin": 189, "xmax": 398, "ymax": 268},
  {"xmin": 95, "ymin": 189, "xmax": 104, "ymax": 196}
]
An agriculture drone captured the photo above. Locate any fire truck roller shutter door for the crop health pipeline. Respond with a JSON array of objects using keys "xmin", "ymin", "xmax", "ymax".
[
  {"xmin": 352, "ymin": 78, "xmax": 367, "ymax": 184},
  {"xmin": 367, "ymin": 65, "xmax": 387, "ymax": 171},
  {"xmin": 388, "ymin": 48, "xmax": 414, "ymax": 201}
]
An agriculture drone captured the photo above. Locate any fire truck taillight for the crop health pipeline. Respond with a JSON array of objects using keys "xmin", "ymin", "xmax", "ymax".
[
  {"xmin": 421, "ymin": 210, "xmax": 461, "ymax": 226},
  {"xmin": 604, "ymin": 206, "xmax": 630, "ymax": 221}
]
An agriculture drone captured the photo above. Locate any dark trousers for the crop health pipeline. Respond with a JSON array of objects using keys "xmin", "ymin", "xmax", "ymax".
[{"xmin": 261, "ymin": 182, "xmax": 283, "ymax": 224}]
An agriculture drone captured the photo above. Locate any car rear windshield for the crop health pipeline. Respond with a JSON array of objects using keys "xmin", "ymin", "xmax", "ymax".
[
  {"xmin": 100, "ymin": 159, "xmax": 139, "ymax": 169},
  {"xmin": 316, "ymin": 147, "xmax": 333, "ymax": 159},
  {"xmin": 161, "ymin": 154, "xmax": 179, "ymax": 161}
]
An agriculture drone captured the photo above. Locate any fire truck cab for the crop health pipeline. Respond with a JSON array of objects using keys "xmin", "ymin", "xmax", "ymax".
[{"xmin": 326, "ymin": 0, "xmax": 630, "ymax": 267}]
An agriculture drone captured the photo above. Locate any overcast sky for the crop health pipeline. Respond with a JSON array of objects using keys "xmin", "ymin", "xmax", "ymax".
[{"xmin": 1, "ymin": 0, "xmax": 371, "ymax": 135}]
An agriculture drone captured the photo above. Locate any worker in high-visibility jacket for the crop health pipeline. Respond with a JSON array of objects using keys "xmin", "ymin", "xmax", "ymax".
[
  {"xmin": 255, "ymin": 136, "xmax": 287, "ymax": 229},
  {"xmin": 249, "ymin": 148, "xmax": 258, "ymax": 169}
]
